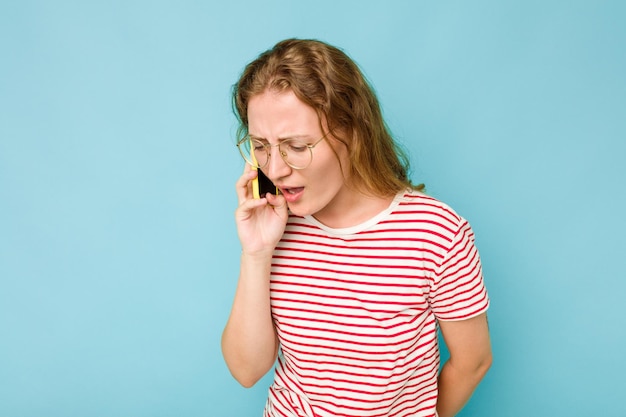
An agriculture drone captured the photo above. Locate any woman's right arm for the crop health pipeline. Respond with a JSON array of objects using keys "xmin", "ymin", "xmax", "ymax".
[{"xmin": 221, "ymin": 167, "xmax": 288, "ymax": 387}]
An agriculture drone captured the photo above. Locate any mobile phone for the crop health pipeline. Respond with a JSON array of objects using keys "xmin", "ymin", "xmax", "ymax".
[
  {"xmin": 249, "ymin": 138, "xmax": 278, "ymax": 199},
  {"xmin": 252, "ymin": 167, "xmax": 279, "ymax": 199}
]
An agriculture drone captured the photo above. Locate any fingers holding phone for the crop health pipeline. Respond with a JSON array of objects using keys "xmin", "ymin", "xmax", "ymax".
[
  {"xmin": 235, "ymin": 164, "xmax": 261, "ymax": 205},
  {"xmin": 235, "ymin": 165, "xmax": 288, "ymax": 255}
]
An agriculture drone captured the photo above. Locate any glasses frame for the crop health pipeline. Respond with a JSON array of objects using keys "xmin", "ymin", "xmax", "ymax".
[{"xmin": 236, "ymin": 132, "xmax": 329, "ymax": 170}]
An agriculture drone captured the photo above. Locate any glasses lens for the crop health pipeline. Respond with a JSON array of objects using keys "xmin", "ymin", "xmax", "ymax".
[
  {"xmin": 280, "ymin": 139, "xmax": 312, "ymax": 169},
  {"xmin": 238, "ymin": 138, "xmax": 267, "ymax": 168},
  {"xmin": 238, "ymin": 137, "xmax": 314, "ymax": 169}
]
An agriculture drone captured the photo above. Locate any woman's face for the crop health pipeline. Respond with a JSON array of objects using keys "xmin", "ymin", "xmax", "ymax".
[{"xmin": 247, "ymin": 89, "xmax": 354, "ymax": 223}]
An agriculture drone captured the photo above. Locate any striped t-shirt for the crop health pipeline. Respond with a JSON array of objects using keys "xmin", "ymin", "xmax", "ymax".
[{"xmin": 264, "ymin": 190, "xmax": 489, "ymax": 417}]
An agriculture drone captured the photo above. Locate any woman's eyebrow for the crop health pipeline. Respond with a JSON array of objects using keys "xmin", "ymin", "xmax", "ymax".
[{"xmin": 249, "ymin": 133, "xmax": 312, "ymax": 142}]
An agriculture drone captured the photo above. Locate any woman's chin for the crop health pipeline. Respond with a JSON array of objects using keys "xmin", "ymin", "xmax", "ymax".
[{"xmin": 286, "ymin": 203, "xmax": 312, "ymax": 218}]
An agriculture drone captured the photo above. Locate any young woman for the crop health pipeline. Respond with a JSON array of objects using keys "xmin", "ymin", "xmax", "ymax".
[{"xmin": 222, "ymin": 38, "xmax": 492, "ymax": 417}]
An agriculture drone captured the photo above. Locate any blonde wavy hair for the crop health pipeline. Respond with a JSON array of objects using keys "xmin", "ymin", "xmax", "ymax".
[{"xmin": 232, "ymin": 38, "xmax": 423, "ymax": 197}]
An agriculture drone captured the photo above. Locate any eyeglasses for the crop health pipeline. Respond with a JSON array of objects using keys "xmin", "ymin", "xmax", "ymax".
[{"xmin": 236, "ymin": 133, "xmax": 328, "ymax": 170}]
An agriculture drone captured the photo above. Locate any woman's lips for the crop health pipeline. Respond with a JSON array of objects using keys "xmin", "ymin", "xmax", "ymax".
[{"xmin": 280, "ymin": 187, "xmax": 304, "ymax": 203}]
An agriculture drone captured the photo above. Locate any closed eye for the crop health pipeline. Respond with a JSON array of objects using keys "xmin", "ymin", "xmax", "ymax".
[
  {"xmin": 284, "ymin": 140, "xmax": 308, "ymax": 152},
  {"xmin": 250, "ymin": 139, "xmax": 269, "ymax": 151}
]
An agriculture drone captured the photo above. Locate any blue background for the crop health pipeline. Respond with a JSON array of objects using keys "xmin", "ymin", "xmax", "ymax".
[{"xmin": 1, "ymin": 1, "xmax": 624, "ymax": 416}]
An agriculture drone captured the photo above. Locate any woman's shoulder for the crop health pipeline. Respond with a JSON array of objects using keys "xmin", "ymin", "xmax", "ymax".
[{"xmin": 394, "ymin": 189, "xmax": 463, "ymax": 225}]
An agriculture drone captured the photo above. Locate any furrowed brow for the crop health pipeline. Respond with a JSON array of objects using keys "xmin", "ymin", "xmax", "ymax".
[{"xmin": 249, "ymin": 133, "xmax": 312, "ymax": 142}]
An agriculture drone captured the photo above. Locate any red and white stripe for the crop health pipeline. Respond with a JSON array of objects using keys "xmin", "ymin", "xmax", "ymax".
[{"xmin": 264, "ymin": 191, "xmax": 489, "ymax": 417}]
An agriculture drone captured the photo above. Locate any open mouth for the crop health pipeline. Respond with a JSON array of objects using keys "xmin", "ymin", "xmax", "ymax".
[
  {"xmin": 282, "ymin": 187, "xmax": 303, "ymax": 195},
  {"xmin": 280, "ymin": 187, "xmax": 304, "ymax": 202}
]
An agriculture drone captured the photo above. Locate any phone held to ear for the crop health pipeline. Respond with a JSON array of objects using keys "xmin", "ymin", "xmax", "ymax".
[
  {"xmin": 249, "ymin": 142, "xmax": 279, "ymax": 199},
  {"xmin": 252, "ymin": 167, "xmax": 279, "ymax": 199}
]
